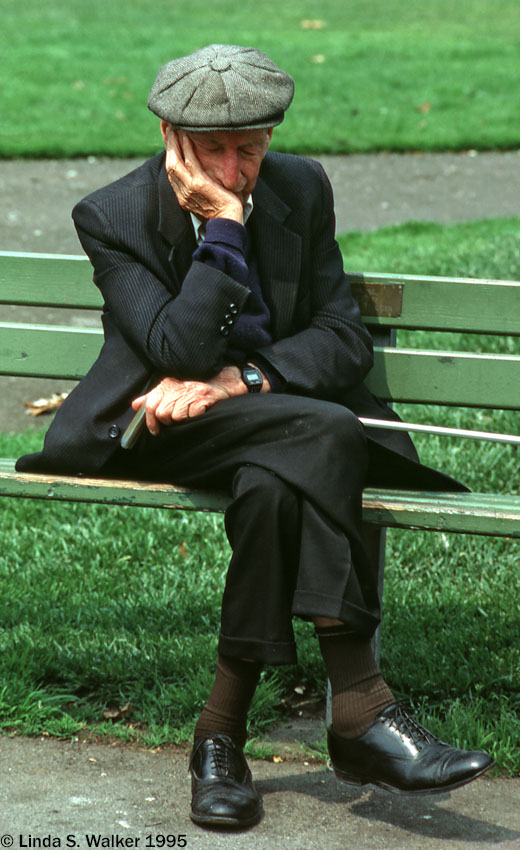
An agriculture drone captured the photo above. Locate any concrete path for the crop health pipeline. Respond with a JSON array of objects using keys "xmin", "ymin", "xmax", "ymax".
[
  {"xmin": 1, "ymin": 151, "xmax": 520, "ymax": 255},
  {"xmin": 2, "ymin": 734, "xmax": 520, "ymax": 850}
]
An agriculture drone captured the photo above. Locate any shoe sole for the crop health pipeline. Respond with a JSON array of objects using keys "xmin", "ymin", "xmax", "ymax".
[
  {"xmin": 332, "ymin": 759, "xmax": 496, "ymax": 796},
  {"xmin": 190, "ymin": 810, "xmax": 262, "ymax": 829}
]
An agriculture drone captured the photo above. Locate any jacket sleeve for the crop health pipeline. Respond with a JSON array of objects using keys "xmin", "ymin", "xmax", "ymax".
[
  {"xmin": 252, "ymin": 161, "xmax": 374, "ymax": 398},
  {"xmin": 72, "ymin": 197, "xmax": 252, "ymax": 379}
]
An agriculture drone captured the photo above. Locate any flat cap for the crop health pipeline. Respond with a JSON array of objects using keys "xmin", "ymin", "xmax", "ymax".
[{"xmin": 148, "ymin": 44, "xmax": 294, "ymax": 131}]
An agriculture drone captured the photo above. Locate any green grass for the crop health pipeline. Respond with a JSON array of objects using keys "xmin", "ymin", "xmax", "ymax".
[
  {"xmin": 0, "ymin": 216, "xmax": 519, "ymax": 771},
  {"xmin": 1, "ymin": 0, "xmax": 520, "ymax": 156},
  {"xmin": 339, "ymin": 217, "xmax": 520, "ymax": 283}
]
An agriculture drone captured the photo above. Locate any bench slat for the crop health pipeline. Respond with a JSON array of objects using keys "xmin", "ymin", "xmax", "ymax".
[
  {"xmin": 0, "ymin": 252, "xmax": 101, "ymax": 309},
  {"xmin": 362, "ymin": 488, "xmax": 520, "ymax": 537},
  {"xmin": 0, "ymin": 461, "xmax": 518, "ymax": 538},
  {"xmin": 365, "ymin": 347, "xmax": 520, "ymax": 409},
  {"xmin": 2, "ymin": 254, "xmax": 520, "ymax": 336},
  {"xmin": 1, "ymin": 323, "xmax": 518, "ymax": 410},
  {"xmin": 349, "ymin": 273, "xmax": 520, "ymax": 335},
  {"xmin": 0, "ymin": 322, "xmax": 103, "ymax": 380},
  {"xmin": 0, "ymin": 461, "xmax": 230, "ymax": 513}
]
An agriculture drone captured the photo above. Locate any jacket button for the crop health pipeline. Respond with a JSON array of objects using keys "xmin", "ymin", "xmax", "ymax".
[
  {"xmin": 224, "ymin": 314, "xmax": 234, "ymax": 325},
  {"xmin": 229, "ymin": 303, "xmax": 239, "ymax": 315},
  {"xmin": 108, "ymin": 424, "xmax": 120, "ymax": 439},
  {"xmin": 219, "ymin": 325, "xmax": 230, "ymax": 336}
]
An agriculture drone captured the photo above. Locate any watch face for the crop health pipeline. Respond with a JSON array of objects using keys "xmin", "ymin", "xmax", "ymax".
[{"xmin": 242, "ymin": 366, "xmax": 263, "ymax": 392}]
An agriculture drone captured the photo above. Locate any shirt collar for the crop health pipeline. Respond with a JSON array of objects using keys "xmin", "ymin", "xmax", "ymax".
[{"xmin": 190, "ymin": 195, "xmax": 254, "ymax": 245}]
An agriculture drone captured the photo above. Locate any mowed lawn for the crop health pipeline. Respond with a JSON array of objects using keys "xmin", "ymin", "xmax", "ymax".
[
  {"xmin": 1, "ymin": 0, "xmax": 520, "ymax": 156},
  {"xmin": 0, "ymin": 217, "xmax": 518, "ymax": 772}
]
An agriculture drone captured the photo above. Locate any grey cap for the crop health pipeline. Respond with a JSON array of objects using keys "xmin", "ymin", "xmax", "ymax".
[{"xmin": 148, "ymin": 44, "xmax": 294, "ymax": 131}]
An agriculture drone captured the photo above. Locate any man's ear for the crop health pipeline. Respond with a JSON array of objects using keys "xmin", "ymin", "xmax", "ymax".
[
  {"xmin": 266, "ymin": 128, "xmax": 273, "ymax": 149},
  {"xmin": 160, "ymin": 120, "xmax": 171, "ymax": 146}
]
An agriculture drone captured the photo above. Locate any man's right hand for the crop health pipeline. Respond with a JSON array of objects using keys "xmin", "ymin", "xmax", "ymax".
[{"xmin": 162, "ymin": 125, "xmax": 244, "ymax": 224}]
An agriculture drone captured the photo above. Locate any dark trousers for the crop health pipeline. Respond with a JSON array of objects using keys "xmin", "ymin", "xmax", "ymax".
[{"xmin": 107, "ymin": 394, "xmax": 384, "ymax": 664}]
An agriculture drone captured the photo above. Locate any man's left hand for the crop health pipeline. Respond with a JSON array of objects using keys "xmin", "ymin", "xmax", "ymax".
[{"xmin": 131, "ymin": 365, "xmax": 269, "ymax": 436}]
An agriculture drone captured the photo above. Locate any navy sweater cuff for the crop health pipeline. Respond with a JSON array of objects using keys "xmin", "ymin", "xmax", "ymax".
[
  {"xmin": 192, "ymin": 218, "xmax": 249, "ymax": 286},
  {"xmin": 203, "ymin": 218, "xmax": 248, "ymax": 251}
]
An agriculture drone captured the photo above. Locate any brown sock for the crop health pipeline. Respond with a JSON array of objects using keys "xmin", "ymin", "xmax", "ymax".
[
  {"xmin": 194, "ymin": 654, "xmax": 263, "ymax": 746},
  {"xmin": 316, "ymin": 625, "xmax": 394, "ymax": 738}
]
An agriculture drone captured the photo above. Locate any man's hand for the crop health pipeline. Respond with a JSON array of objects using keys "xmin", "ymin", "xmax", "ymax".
[
  {"xmin": 131, "ymin": 365, "xmax": 270, "ymax": 436},
  {"xmin": 163, "ymin": 126, "xmax": 244, "ymax": 223}
]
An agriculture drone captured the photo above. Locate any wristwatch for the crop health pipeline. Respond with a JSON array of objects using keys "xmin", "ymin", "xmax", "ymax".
[{"xmin": 241, "ymin": 364, "xmax": 263, "ymax": 393}]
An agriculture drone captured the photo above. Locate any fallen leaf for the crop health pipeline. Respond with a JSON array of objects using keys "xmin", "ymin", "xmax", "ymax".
[
  {"xmin": 102, "ymin": 702, "xmax": 131, "ymax": 721},
  {"xmin": 273, "ymin": 755, "xmax": 284, "ymax": 763},
  {"xmin": 24, "ymin": 392, "xmax": 69, "ymax": 416},
  {"xmin": 301, "ymin": 19, "xmax": 326, "ymax": 29},
  {"xmin": 417, "ymin": 101, "xmax": 432, "ymax": 113}
]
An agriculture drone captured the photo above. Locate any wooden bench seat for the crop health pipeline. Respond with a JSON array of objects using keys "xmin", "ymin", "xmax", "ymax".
[{"xmin": 0, "ymin": 459, "xmax": 518, "ymax": 539}]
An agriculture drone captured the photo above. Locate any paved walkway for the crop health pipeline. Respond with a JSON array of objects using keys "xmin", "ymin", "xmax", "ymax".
[
  {"xmin": 2, "ymin": 734, "xmax": 520, "ymax": 849},
  {"xmin": 1, "ymin": 151, "xmax": 520, "ymax": 254}
]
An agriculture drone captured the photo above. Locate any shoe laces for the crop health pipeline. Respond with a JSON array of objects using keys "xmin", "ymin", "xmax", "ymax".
[
  {"xmin": 206, "ymin": 735, "xmax": 235, "ymax": 776},
  {"xmin": 383, "ymin": 704, "xmax": 438, "ymax": 750}
]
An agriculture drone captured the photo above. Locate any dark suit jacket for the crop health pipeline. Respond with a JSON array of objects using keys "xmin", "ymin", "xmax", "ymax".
[{"xmin": 16, "ymin": 151, "xmax": 463, "ymax": 491}]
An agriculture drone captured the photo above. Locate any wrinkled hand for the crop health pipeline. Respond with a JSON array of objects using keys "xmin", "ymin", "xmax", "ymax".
[
  {"xmin": 132, "ymin": 366, "xmax": 249, "ymax": 436},
  {"xmin": 164, "ymin": 127, "xmax": 244, "ymax": 223}
]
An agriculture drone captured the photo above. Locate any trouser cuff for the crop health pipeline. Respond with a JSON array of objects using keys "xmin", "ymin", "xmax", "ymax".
[
  {"xmin": 218, "ymin": 631, "xmax": 298, "ymax": 666},
  {"xmin": 292, "ymin": 591, "xmax": 380, "ymax": 639}
]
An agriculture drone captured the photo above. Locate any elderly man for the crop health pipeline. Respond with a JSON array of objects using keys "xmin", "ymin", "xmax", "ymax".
[{"xmin": 17, "ymin": 44, "xmax": 493, "ymax": 829}]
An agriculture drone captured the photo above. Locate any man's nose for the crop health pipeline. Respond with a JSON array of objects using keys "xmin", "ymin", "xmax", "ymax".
[{"xmin": 216, "ymin": 151, "xmax": 243, "ymax": 191}]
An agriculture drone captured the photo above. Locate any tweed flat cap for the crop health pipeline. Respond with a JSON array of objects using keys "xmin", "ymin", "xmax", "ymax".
[{"xmin": 148, "ymin": 44, "xmax": 294, "ymax": 131}]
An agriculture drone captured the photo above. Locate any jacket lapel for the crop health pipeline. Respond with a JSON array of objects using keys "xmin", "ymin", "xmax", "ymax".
[{"xmin": 250, "ymin": 176, "xmax": 302, "ymax": 340}]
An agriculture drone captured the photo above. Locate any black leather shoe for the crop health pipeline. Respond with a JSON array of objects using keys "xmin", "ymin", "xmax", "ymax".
[
  {"xmin": 189, "ymin": 733, "xmax": 262, "ymax": 828},
  {"xmin": 328, "ymin": 703, "xmax": 495, "ymax": 795}
]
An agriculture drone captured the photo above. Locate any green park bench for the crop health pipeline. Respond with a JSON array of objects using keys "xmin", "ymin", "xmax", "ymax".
[{"xmin": 0, "ymin": 249, "xmax": 519, "ymax": 550}]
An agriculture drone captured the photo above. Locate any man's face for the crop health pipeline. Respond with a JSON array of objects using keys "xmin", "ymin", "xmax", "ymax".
[{"xmin": 185, "ymin": 128, "xmax": 272, "ymax": 205}]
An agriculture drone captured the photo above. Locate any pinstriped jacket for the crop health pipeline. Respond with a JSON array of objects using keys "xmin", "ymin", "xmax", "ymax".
[{"xmin": 18, "ymin": 150, "xmax": 457, "ymax": 488}]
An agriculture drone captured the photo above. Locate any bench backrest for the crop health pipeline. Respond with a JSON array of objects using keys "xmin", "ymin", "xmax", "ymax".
[{"xmin": 1, "ymin": 251, "xmax": 519, "ymax": 412}]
